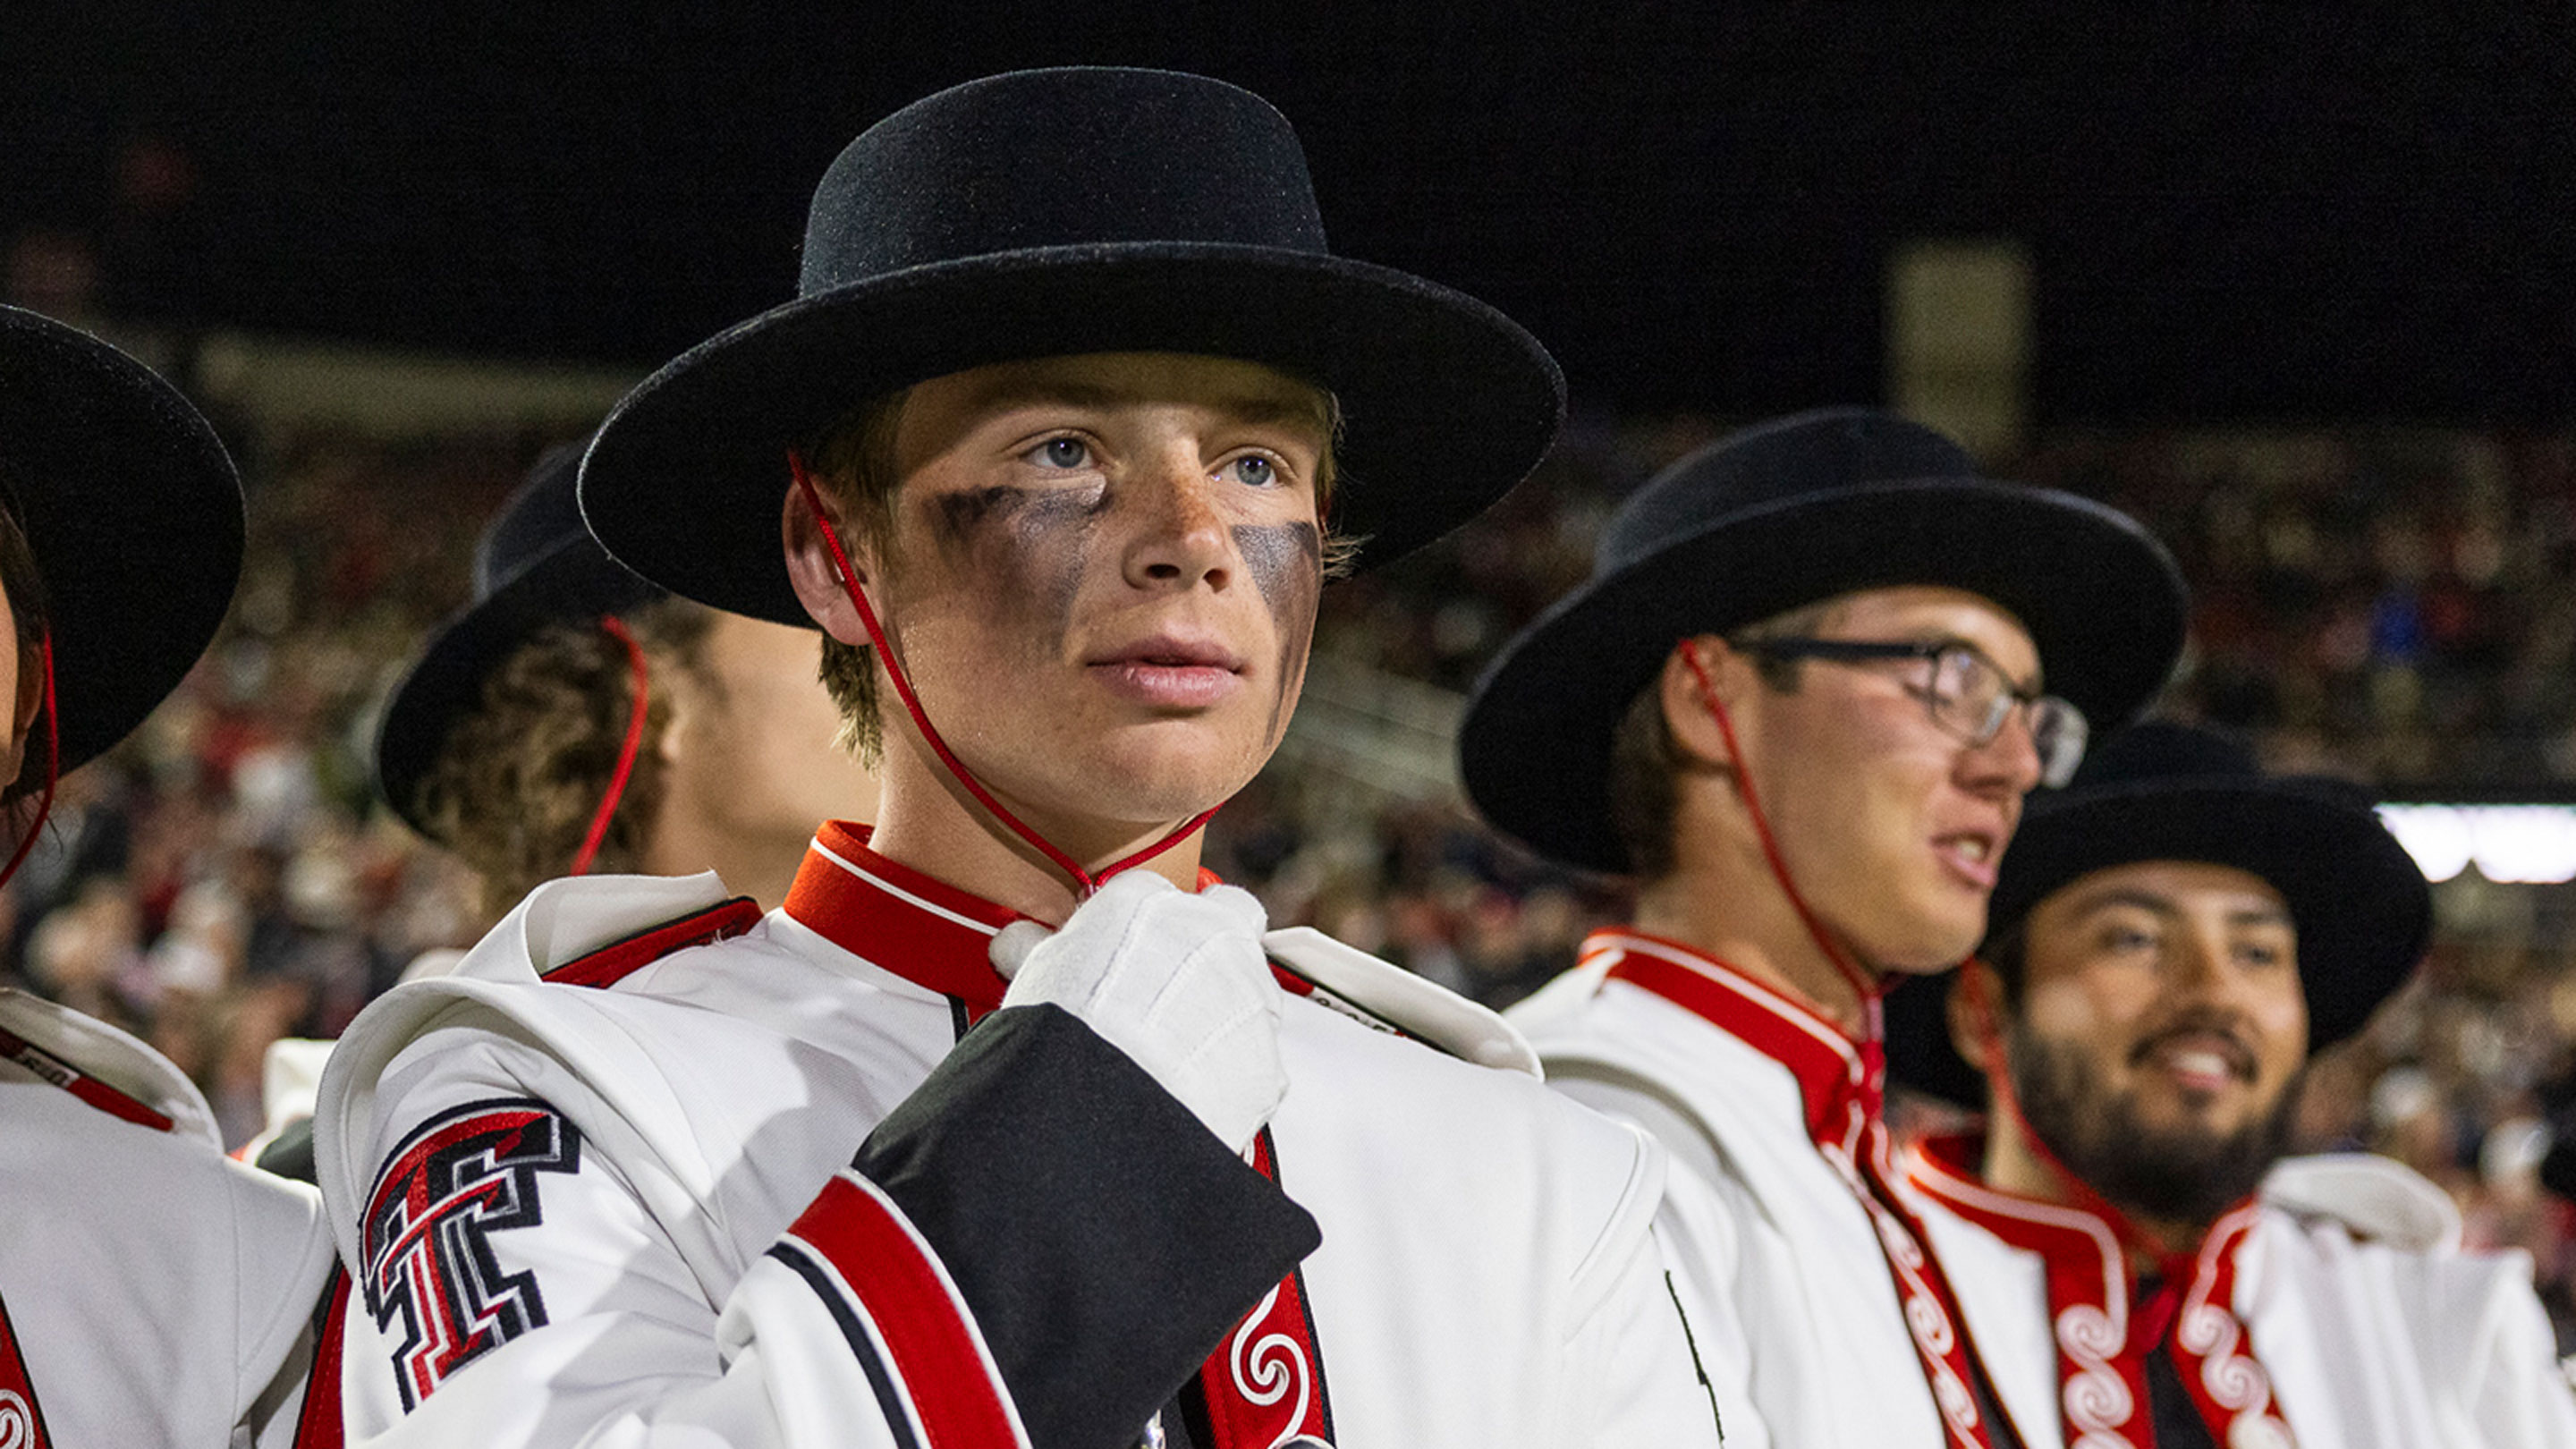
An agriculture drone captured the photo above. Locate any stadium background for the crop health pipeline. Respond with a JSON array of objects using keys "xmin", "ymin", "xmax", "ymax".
[{"xmin": 8, "ymin": 6, "xmax": 2574, "ymax": 1348}]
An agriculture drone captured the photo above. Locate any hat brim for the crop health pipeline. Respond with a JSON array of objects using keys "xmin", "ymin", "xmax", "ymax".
[
  {"xmin": 0, "ymin": 309, "xmax": 243, "ymax": 771},
  {"xmin": 1460, "ymin": 480, "xmax": 2188, "ymax": 874},
  {"xmin": 580, "ymin": 242, "xmax": 1565, "ymax": 622},
  {"xmin": 1885, "ymin": 779, "xmax": 2431, "ymax": 1107},
  {"xmin": 375, "ymin": 538, "xmax": 660, "ymax": 840}
]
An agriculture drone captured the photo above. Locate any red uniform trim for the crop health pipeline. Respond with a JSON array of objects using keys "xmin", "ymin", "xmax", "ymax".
[
  {"xmin": 540, "ymin": 896, "xmax": 764, "ymax": 989},
  {"xmin": 780, "ymin": 1170, "xmax": 1028, "ymax": 1449},
  {"xmin": 0, "ymin": 1023, "xmax": 175, "ymax": 1132},
  {"xmin": 292, "ymin": 1268, "xmax": 353, "ymax": 1449},
  {"xmin": 0, "ymin": 1284, "xmax": 55, "ymax": 1449},
  {"xmin": 1191, "ymin": 1127, "xmax": 1333, "ymax": 1447},
  {"xmin": 787, "ymin": 822, "xmax": 1022, "ymax": 1020},
  {"xmin": 1588, "ymin": 929, "xmax": 2004, "ymax": 1449}
]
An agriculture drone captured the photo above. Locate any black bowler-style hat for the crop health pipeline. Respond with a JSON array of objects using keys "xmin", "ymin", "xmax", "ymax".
[
  {"xmin": 580, "ymin": 66, "xmax": 1565, "ymax": 622},
  {"xmin": 0, "ymin": 306, "xmax": 243, "ymax": 771},
  {"xmin": 1459, "ymin": 408, "xmax": 2190, "ymax": 875},
  {"xmin": 1884, "ymin": 721, "xmax": 2434, "ymax": 1107},
  {"xmin": 375, "ymin": 439, "xmax": 661, "ymax": 840}
]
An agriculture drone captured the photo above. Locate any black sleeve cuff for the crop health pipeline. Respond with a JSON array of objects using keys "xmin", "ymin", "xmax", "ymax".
[{"xmin": 853, "ymin": 1003, "xmax": 1320, "ymax": 1449}]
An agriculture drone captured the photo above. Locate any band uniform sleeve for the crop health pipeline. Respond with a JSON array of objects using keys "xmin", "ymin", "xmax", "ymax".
[
  {"xmin": 1546, "ymin": 1114, "xmax": 1741, "ymax": 1447},
  {"xmin": 331, "ymin": 1025, "xmax": 1026, "ymax": 1449},
  {"xmin": 851, "ymin": 1002, "xmax": 1324, "ymax": 1449},
  {"xmin": 2454, "ymin": 1252, "xmax": 2576, "ymax": 1449}
]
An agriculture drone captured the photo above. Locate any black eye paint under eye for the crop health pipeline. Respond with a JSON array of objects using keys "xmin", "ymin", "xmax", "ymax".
[
  {"xmin": 1234, "ymin": 521, "xmax": 1322, "ymax": 744},
  {"xmin": 930, "ymin": 483, "xmax": 1111, "ymax": 649}
]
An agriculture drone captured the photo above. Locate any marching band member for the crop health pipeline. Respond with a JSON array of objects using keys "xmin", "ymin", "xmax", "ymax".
[
  {"xmin": 0, "ymin": 304, "xmax": 339, "ymax": 1447},
  {"xmin": 313, "ymin": 68, "xmax": 1725, "ymax": 1448},
  {"xmin": 1465, "ymin": 408, "xmax": 2189, "ymax": 1446},
  {"xmin": 1885, "ymin": 721, "xmax": 2576, "ymax": 1447}
]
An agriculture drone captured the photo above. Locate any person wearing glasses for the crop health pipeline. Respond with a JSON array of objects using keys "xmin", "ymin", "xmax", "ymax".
[{"xmin": 1461, "ymin": 408, "xmax": 2190, "ymax": 1447}]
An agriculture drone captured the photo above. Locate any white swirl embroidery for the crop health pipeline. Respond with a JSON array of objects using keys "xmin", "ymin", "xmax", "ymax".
[
  {"xmin": 2178, "ymin": 1225, "xmax": 2296, "ymax": 1449},
  {"xmin": 2055, "ymin": 1301, "xmax": 2136, "ymax": 1443},
  {"xmin": 1229, "ymin": 1284, "xmax": 1314, "ymax": 1449},
  {"xmin": 0, "ymin": 1389, "xmax": 32, "ymax": 1449},
  {"xmin": 1829, "ymin": 1133, "xmax": 1980, "ymax": 1443}
]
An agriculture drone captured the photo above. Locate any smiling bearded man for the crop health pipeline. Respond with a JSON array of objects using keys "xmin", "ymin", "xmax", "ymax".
[
  {"xmin": 1885, "ymin": 722, "xmax": 2576, "ymax": 1448},
  {"xmin": 309, "ymin": 68, "xmax": 1726, "ymax": 1449}
]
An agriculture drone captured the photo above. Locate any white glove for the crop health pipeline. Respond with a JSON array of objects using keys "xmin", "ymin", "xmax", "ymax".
[{"xmin": 991, "ymin": 870, "xmax": 1286, "ymax": 1155}]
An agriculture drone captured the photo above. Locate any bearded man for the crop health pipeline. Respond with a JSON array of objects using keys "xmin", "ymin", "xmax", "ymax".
[{"xmin": 1888, "ymin": 721, "xmax": 2576, "ymax": 1447}]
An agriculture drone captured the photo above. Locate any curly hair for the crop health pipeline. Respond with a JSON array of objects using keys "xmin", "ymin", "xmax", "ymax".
[
  {"xmin": 414, "ymin": 597, "xmax": 715, "ymax": 915},
  {"xmin": 802, "ymin": 376, "xmax": 1354, "ymax": 767}
]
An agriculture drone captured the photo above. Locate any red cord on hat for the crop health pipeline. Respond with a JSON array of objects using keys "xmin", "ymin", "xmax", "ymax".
[
  {"xmin": 569, "ymin": 615, "xmax": 650, "ymax": 877},
  {"xmin": 789, "ymin": 452, "xmax": 1218, "ymax": 898},
  {"xmin": 0, "ymin": 637, "xmax": 62, "ymax": 891},
  {"xmin": 1677, "ymin": 637, "xmax": 1885, "ymax": 1041}
]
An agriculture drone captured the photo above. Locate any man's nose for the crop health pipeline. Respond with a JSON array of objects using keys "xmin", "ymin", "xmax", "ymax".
[{"xmin": 1121, "ymin": 452, "xmax": 1233, "ymax": 590}]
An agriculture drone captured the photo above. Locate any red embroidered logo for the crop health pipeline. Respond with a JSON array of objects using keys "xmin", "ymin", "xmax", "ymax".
[{"xmin": 360, "ymin": 1099, "xmax": 583, "ymax": 1409}]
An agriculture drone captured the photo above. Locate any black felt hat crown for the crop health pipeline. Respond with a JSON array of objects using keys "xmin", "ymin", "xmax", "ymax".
[
  {"xmin": 580, "ymin": 66, "xmax": 1565, "ymax": 621},
  {"xmin": 375, "ymin": 438, "xmax": 662, "ymax": 839},
  {"xmin": 1460, "ymin": 407, "xmax": 2190, "ymax": 874},
  {"xmin": 0, "ymin": 306, "xmax": 243, "ymax": 771},
  {"xmin": 1884, "ymin": 721, "xmax": 2434, "ymax": 1106}
]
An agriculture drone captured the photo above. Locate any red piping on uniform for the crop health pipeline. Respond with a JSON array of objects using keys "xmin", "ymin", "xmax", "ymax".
[
  {"xmin": 0, "ymin": 637, "xmax": 61, "ymax": 891},
  {"xmin": 569, "ymin": 615, "xmax": 649, "ymax": 877},
  {"xmin": 1676, "ymin": 637, "xmax": 1885, "ymax": 1042},
  {"xmin": 789, "ymin": 451, "xmax": 1218, "ymax": 898}
]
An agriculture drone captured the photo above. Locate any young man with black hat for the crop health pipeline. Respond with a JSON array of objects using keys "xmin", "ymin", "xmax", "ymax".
[
  {"xmin": 0, "ymin": 304, "xmax": 341, "ymax": 1446},
  {"xmin": 377, "ymin": 438, "xmax": 878, "ymax": 919},
  {"xmin": 242, "ymin": 440, "xmax": 884, "ymax": 1176},
  {"xmin": 313, "ymin": 68, "xmax": 1724, "ymax": 1449},
  {"xmin": 1886, "ymin": 722, "xmax": 2576, "ymax": 1448},
  {"xmin": 1463, "ymin": 407, "xmax": 2190, "ymax": 1447}
]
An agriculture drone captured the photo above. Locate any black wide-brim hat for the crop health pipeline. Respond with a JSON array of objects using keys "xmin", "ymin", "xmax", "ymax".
[
  {"xmin": 1885, "ymin": 722, "xmax": 2433, "ymax": 1107},
  {"xmin": 376, "ymin": 439, "xmax": 661, "ymax": 839},
  {"xmin": 580, "ymin": 66, "xmax": 1564, "ymax": 623},
  {"xmin": 1460, "ymin": 408, "xmax": 2190, "ymax": 875},
  {"xmin": 0, "ymin": 307, "xmax": 243, "ymax": 771}
]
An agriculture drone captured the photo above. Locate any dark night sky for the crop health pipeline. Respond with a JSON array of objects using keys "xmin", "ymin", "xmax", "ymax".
[{"xmin": 7, "ymin": 4, "xmax": 2572, "ymax": 425}]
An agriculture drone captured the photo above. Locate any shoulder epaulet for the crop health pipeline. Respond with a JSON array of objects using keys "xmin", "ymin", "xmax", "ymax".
[
  {"xmin": 543, "ymin": 895, "xmax": 765, "ymax": 989},
  {"xmin": 1261, "ymin": 926, "xmax": 1543, "ymax": 1078}
]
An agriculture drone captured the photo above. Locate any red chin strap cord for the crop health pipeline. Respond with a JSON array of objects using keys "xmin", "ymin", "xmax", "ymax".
[
  {"xmin": 1676, "ymin": 637, "xmax": 1886, "ymax": 1042},
  {"xmin": 0, "ymin": 638, "xmax": 63, "ymax": 891},
  {"xmin": 789, "ymin": 451, "xmax": 1218, "ymax": 899},
  {"xmin": 569, "ymin": 614, "xmax": 651, "ymax": 877}
]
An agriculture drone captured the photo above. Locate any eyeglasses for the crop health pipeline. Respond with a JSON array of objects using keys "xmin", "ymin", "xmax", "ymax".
[{"xmin": 1729, "ymin": 636, "xmax": 2089, "ymax": 788}]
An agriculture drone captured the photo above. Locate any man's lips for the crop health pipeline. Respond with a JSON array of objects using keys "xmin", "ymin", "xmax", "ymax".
[
  {"xmin": 1085, "ymin": 634, "xmax": 1247, "ymax": 708},
  {"xmin": 2132, "ymin": 1028, "xmax": 2258, "ymax": 1094}
]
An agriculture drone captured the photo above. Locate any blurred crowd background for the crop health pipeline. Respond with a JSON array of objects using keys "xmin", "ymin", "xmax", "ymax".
[{"xmin": 12, "ymin": 206, "xmax": 2576, "ymax": 1353}]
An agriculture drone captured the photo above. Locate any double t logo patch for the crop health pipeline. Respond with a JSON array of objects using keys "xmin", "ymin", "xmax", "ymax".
[{"xmin": 360, "ymin": 1098, "xmax": 583, "ymax": 1408}]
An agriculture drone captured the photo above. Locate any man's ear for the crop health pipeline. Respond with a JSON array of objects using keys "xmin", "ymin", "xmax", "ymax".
[
  {"xmin": 1947, "ymin": 959, "xmax": 2002, "ymax": 1077},
  {"xmin": 781, "ymin": 481, "xmax": 876, "ymax": 648},
  {"xmin": 1657, "ymin": 634, "xmax": 1750, "ymax": 770}
]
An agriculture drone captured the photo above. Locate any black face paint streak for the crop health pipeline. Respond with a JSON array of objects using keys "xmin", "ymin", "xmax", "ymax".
[
  {"xmin": 1233, "ymin": 522, "xmax": 1322, "ymax": 744},
  {"xmin": 928, "ymin": 483, "xmax": 1108, "ymax": 653}
]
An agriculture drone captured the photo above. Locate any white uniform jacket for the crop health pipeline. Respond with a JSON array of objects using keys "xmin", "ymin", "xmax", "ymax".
[
  {"xmin": 1902, "ymin": 1136, "xmax": 2576, "ymax": 1449},
  {"xmin": 313, "ymin": 822, "xmax": 1727, "ymax": 1449},
  {"xmin": 1512, "ymin": 930, "xmax": 2016, "ymax": 1449},
  {"xmin": 0, "ymin": 987, "xmax": 339, "ymax": 1449}
]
